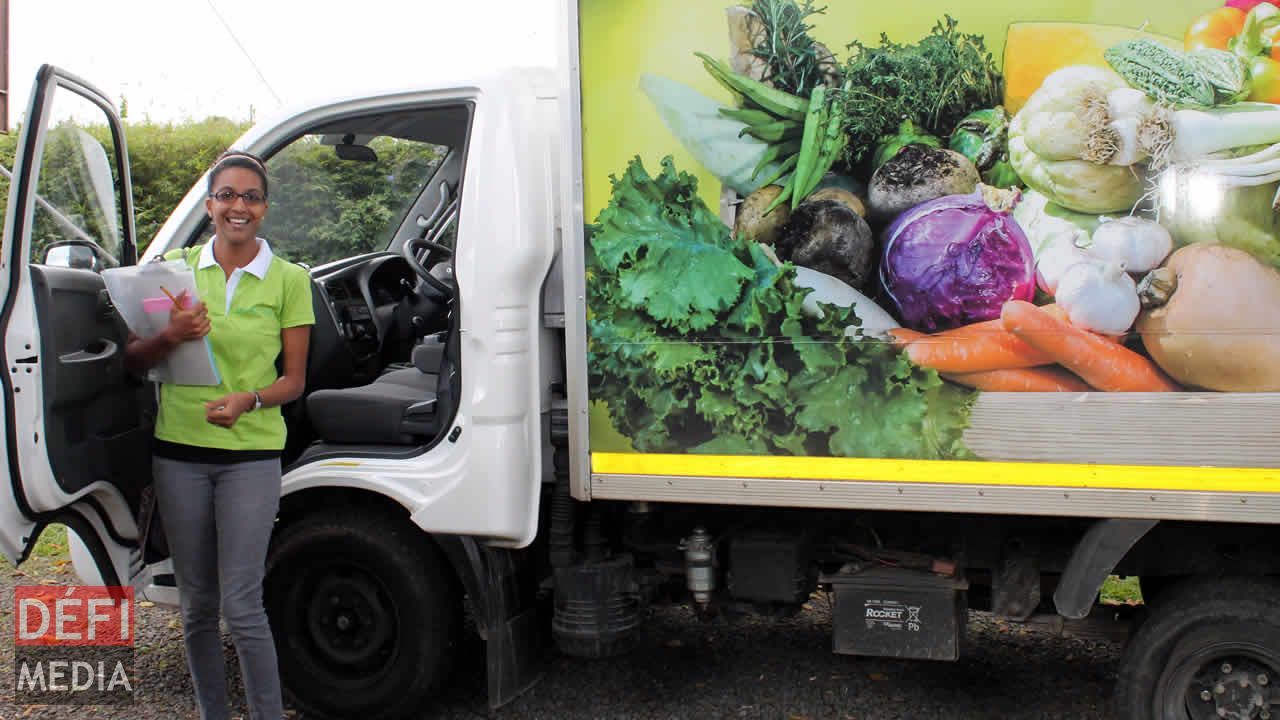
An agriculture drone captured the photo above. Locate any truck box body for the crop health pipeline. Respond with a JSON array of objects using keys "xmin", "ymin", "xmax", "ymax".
[{"xmin": 563, "ymin": 0, "xmax": 1280, "ymax": 523}]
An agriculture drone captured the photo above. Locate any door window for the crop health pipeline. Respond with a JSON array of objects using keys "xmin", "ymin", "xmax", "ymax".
[{"xmin": 27, "ymin": 90, "xmax": 129, "ymax": 270}]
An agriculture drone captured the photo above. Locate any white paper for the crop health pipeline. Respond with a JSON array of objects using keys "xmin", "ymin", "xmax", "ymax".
[{"xmin": 102, "ymin": 261, "xmax": 221, "ymax": 386}]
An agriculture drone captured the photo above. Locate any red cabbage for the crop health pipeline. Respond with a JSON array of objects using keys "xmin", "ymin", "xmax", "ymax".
[{"xmin": 880, "ymin": 186, "xmax": 1035, "ymax": 332}]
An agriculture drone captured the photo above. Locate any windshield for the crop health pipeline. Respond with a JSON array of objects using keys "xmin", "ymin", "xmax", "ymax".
[{"xmin": 256, "ymin": 135, "xmax": 446, "ymax": 267}]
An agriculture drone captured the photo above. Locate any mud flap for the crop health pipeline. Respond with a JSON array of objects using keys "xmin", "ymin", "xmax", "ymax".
[
  {"xmin": 434, "ymin": 535, "xmax": 543, "ymax": 708},
  {"xmin": 1053, "ymin": 518, "xmax": 1158, "ymax": 619}
]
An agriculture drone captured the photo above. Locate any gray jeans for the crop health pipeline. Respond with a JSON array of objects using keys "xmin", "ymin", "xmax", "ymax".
[{"xmin": 153, "ymin": 457, "xmax": 283, "ymax": 720}]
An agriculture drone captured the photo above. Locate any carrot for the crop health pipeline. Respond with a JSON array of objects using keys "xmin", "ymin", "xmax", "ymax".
[
  {"xmin": 1000, "ymin": 301, "xmax": 1181, "ymax": 392},
  {"xmin": 942, "ymin": 366, "xmax": 1093, "ymax": 392},
  {"xmin": 900, "ymin": 317, "xmax": 1054, "ymax": 372},
  {"xmin": 888, "ymin": 327, "xmax": 927, "ymax": 347}
]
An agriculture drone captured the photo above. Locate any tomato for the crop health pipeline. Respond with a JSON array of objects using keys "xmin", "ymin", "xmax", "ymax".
[
  {"xmin": 1226, "ymin": 0, "xmax": 1278, "ymax": 12},
  {"xmin": 1185, "ymin": 6, "xmax": 1248, "ymax": 50},
  {"xmin": 1249, "ymin": 55, "xmax": 1280, "ymax": 102}
]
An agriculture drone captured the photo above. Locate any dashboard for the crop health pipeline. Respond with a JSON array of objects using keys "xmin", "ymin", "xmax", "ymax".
[{"xmin": 314, "ymin": 253, "xmax": 417, "ymax": 359}]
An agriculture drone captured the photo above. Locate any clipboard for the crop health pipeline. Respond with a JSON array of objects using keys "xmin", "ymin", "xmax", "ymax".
[{"xmin": 102, "ymin": 261, "xmax": 221, "ymax": 386}]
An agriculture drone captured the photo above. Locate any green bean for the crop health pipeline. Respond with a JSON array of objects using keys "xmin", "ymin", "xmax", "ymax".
[
  {"xmin": 718, "ymin": 107, "xmax": 777, "ymax": 126},
  {"xmin": 789, "ymin": 87, "xmax": 827, "ymax": 210},
  {"xmin": 755, "ymin": 152, "xmax": 799, "ymax": 188},
  {"xmin": 696, "ymin": 52, "xmax": 807, "ymax": 120},
  {"xmin": 751, "ymin": 142, "xmax": 783, "ymax": 180},
  {"xmin": 740, "ymin": 120, "xmax": 803, "ymax": 143},
  {"xmin": 750, "ymin": 139, "xmax": 801, "ymax": 181},
  {"xmin": 796, "ymin": 102, "xmax": 847, "ymax": 201},
  {"xmin": 798, "ymin": 133, "xmax": 846, "ymax": 201}
]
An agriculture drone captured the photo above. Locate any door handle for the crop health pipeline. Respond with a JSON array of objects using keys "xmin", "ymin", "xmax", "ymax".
[{"xmin": 59, "ymin": 338, "xmax": 118, "ymax": 365}]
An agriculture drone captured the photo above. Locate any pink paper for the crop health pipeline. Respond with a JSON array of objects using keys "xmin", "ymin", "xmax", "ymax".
[{"xmin": 142, "ymin": 295, "xmax": 191, "ymax": 312}]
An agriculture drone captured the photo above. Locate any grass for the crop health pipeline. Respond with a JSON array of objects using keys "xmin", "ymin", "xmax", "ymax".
[
  {"xmin": 1100, "ymin": 575, "xmax": 1143, "ymax": 605},
  {"xmin": 2, "ymin": 523, "xmax": 70, "ymax": 575},
  {"xmin": 31, "ymin": 523, "xmax": 69, "ymax": 560}
]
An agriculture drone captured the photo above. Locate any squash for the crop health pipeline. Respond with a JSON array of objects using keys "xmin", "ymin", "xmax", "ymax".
[
  {"xmin": 1136, "ymin": 244, "xmax": 1280, "ymax": 391},
  {"xmin": 1003, "ymin": 22, "xmax": 1180, "ymax": 114}
]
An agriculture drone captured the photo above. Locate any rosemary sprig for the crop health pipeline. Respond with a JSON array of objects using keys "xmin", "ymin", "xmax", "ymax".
[{"xmin": 749, "ymin": 0, "xmax": 835, "ymax": 98}]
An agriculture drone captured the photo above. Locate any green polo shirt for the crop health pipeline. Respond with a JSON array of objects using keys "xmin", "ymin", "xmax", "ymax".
[{"xmin": 154, "ymin": 239, "xmax": 315, "ymax": 451}]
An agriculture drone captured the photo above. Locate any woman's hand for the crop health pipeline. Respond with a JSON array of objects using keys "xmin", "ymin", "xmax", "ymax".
[
  {"xmin": 204, "ymin": 392, "xmax": 255, "ymax": 428},
  {"xmin": 125, "ymin": 292, "xmax": 211, "ymax": 373},
  {"xmin": 162, "ymin": 292, "xmax": 211, "ymax": 344}
]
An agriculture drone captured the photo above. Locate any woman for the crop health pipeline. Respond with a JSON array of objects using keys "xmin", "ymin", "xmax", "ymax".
[{"xmin": 126, "ymin": 150, "xmax": 314, "ymax": 720}]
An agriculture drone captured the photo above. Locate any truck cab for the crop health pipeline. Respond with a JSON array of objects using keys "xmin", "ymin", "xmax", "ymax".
[{"xmin": 1, "ymin": 63, "xmax": 561, "ymax": 717}]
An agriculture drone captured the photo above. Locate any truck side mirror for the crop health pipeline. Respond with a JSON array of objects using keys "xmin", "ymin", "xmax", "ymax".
[
  {"xmin": 41, "ymin": 240, "xmax": 115, "ymax": 272},
  {"xmin": 43, "ymin": 242, "xmax": 99, "ymax": 271}
]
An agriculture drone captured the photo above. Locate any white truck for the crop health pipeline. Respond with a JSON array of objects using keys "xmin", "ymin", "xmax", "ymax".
[{"xmin": 4, "ymin": 1, "xmax": 1280, "ymax": 719}]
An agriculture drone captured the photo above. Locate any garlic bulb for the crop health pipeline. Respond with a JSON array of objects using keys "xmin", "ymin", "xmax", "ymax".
[
  {"xmin": 1089, "ymin": 216, "xmax": 1173, "ymax": 273},
  {"xmin": 1054, "ymin": 261, "xmax": 1140, "ymax": 335},
  {"xmin": 1036, "ymin": 233, "xmax": 1093, "ymax": 295}
]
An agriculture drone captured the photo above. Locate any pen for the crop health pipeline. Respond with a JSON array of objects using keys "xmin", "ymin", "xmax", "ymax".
[{"xmin": 159, "ymin": 285, "xmax": 184, "ymax": 311}]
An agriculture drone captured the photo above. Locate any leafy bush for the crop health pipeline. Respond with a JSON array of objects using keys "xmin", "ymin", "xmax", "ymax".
[
  {"xmin": 0, "ymin": 117, "xmax": 249, "ymax": 252},
  {"xmin": 260, "ymin": 135, "xmax": 442, "ymax": 268},
  {"xmin": 121, "ymin": 118, "xmax": 251, "ymax": 248},
  {"xmin": 1, "ymin": 118, "xmax": 441, "ymax": 267}
]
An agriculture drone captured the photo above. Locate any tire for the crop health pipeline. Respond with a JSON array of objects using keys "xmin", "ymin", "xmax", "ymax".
[
  {"xmin": 1115, "ymin": 576, "xmax": 1280, "ymax": 720},
  {"xmin": 264, "ymin": 507, "xmax": 459, "ymax": 720}
]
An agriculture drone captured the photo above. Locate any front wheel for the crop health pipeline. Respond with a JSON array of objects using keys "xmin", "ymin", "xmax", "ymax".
[
  {"xmin": 1115, "ymin": 577, "xmax": 1280, "ymax": 720},
  {"xmin": 264, "ymin": 507, "xmax": 459, "ymax": 720}
]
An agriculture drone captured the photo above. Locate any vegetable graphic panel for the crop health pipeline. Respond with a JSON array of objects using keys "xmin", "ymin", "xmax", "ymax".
[{"xmin": 579, "ymin": 0, "xmax": 1280, "ymax": 469}]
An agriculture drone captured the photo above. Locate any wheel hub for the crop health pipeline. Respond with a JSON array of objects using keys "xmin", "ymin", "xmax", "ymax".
[
  {"xmin": 305, "ymin": 572, "xmax": 395, "ymax": 668},
  {"xmin": 1193, "ymin": 658, "xmax": 1277, "ymax": 719}
]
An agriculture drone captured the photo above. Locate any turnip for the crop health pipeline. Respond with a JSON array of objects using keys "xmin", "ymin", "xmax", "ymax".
[
  {"xmin": 867, "ymin": 145, "xmax": 980, "ymax": 221},
  {"xmin": 1136, "ymin": 244, "xmax": 1280, "ymax": 391}
]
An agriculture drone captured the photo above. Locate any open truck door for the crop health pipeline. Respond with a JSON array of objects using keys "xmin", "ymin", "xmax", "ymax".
[{"xmin": 0, "ymin": 65, "xmax": 150, "ymax": 587}]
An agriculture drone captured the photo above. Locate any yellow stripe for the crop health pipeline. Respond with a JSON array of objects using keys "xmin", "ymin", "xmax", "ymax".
[
  {"xmin": 319, "ymin": 461, "xmax": 362, "ymax": 467},
  {"xmin": 591, "ymin": 453, "xmax": 1280, "ymax": 494}
]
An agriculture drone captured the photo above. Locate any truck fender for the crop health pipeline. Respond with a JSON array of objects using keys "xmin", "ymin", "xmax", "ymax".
[
  {"xmin": 433, "ymin": 535, "xmax": 543, "ymax": 709},
  {"xmin": 1053, "ymin": 518, "xmax": 1158, "ymax": 619}
]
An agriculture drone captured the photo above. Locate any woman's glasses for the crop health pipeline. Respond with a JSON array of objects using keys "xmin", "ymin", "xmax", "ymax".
[{"xmin": 209, "ymin": 189, "xmax": 266, "ymax": 206}]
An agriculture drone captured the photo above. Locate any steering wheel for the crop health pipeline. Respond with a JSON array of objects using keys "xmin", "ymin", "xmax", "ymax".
[{"xmin": 402, "ymin": 236, "xmax": 454, "ymax": 298}]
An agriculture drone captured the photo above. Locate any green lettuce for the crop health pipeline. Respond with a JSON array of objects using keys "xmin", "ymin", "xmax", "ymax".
[{"xmin": 587, "ymin": 155, "xmax": 975, "ymax": 459}]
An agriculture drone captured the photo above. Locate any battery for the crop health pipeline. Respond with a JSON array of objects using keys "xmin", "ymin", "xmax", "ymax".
[{"xmin": 827, "ymin": 567, "xmax": 967, "ymax": 661}]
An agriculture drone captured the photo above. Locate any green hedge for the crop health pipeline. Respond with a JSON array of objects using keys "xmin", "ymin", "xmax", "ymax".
[
  {"xmin": 0, "ymin": 118, "xmax": 250, "ymax": 251},
  {"xmin": 2, "ymin": 118, "xmax": 441, "ymax": 268}
]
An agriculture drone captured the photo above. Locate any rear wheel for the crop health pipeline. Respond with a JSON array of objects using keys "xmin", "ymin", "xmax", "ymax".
[
  {"xmin": 1116, "ymin": 577, "xmax": 1280, "ymax": 720},
  {"xmin": 265, "ymin": 507, "xmax": 459, "ymax": 720}
]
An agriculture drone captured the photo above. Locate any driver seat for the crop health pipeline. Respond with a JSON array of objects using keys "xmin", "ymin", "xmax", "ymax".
[{"xmin": 306, "ymin": 334, "xmax": 454, "ymax": 445}]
